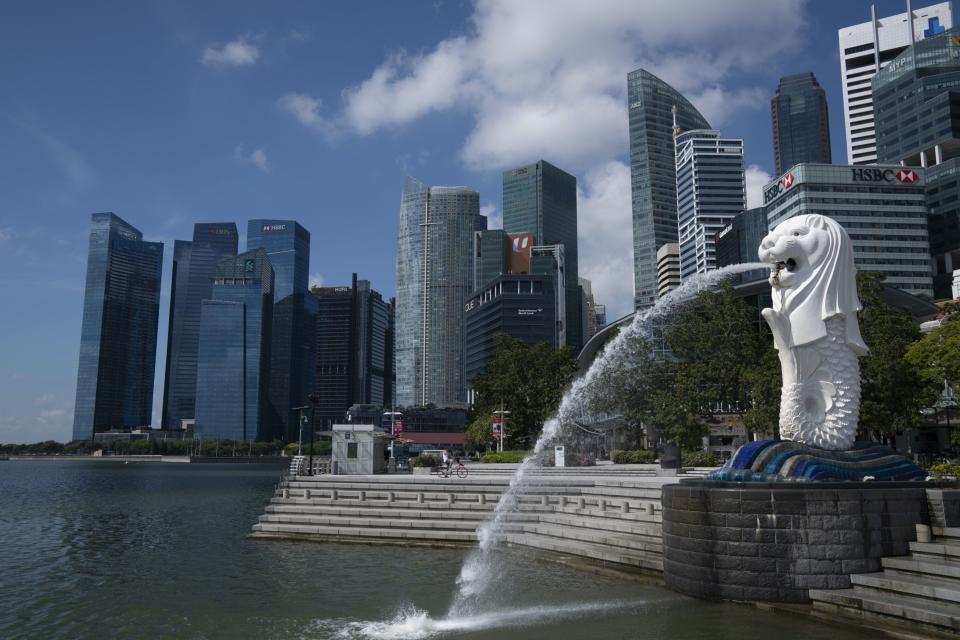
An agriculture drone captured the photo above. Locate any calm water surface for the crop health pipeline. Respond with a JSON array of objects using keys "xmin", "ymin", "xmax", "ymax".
[{"xmin": 0, "ymin": 461, "xmax": 873, "ymax": 639}]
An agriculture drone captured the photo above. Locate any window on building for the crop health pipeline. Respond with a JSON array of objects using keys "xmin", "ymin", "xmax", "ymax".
[{"xmin": 347, "ymin": 442, "xmax": 358, "ymax": 459}]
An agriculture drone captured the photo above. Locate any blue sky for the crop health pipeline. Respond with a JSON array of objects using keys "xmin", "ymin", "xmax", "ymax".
[{"xmin": 0, "ymin": 0, "xmax": 938, "ymax": 442}]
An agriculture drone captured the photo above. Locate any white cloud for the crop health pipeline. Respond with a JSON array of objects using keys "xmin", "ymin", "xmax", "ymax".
[
  {"xmin": 309, "ymin": 272, "xmax": 325, "ymax": 288},
  {"xmin": 201, "ymin": 37, "xmax": 259, "ymax": 68},
  {"xmin": 480, "ymin": 203, "xmax": 501, "ymax": 230},
  {"xmin": 233, "ymin": 144, "xmax": 270, "ymax": 174},
  {"xmin": 34, "ymin": 393, "xmax": 54, "ymax": 407},
  {"xmin": 745, "ymin": 164, "xmax": 773, "ymax": 209},
  {"xmin": 277, "ymin": 93, "xmax": 338, "ymax": 138},
  {"xmin": 576, "ymin": 161, "xmax": 633, "ymax": 320},
  {"xmin": 687, "ymin": 87, "xmax": 769, "ymax": 129},
  {"xmin": 311, "ymin": 0, "xmax": 805, "ymax": 171}
]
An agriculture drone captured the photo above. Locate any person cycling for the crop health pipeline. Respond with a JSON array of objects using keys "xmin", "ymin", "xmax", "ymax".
[{"xmin": 442, "ymin": 449, "xmax": 451, "ymax": 475}]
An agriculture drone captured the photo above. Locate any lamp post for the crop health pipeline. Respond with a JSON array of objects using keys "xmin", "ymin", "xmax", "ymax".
[
  {"xmin": 308, "ymin": 393, "xmax": 319, "ymax": 475},
  {"xmin": 493, "ymin": 402, "xmax": 511, "ymax": 453},
  {"xmin": 292, "ymin": 405, "xmax": 310, "ymax": 456}
]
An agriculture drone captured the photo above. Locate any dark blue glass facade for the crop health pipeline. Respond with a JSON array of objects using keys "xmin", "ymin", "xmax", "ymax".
[
  {"xmin": 311, "ymin": 275, "xmax": 395, "ymax": 426},
  {"xmin": 161, "ymin": 223, "xmax": 238, "ymax": 430},
  {"xmin": 73, "ymin": 213, "xmax": 164, "ymax": 441},
  {"xmin": 194, "ymin": 249, "xmax": 274, "ymax": 442},
  {"xmin": 628, "ymin": 69, "xmax": 711, "ymax": 309},
  {"xmin": 771, "ymin": 73, "xmax": 832, "ymax": 175},
  {"xmin": 246, "ymin": 220, "xmax": 313, "ymax": 441},
  {"xmin": 502, "ymin": 160, "xmax": 580, "ymax": 350}
]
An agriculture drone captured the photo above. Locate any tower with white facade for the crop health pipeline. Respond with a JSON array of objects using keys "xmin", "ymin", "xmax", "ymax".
[{"xmin": 838, "ymin": 1, "xmax": 952, "ymax": 165}]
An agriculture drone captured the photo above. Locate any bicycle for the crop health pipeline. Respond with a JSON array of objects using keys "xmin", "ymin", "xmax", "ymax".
[{"xmin": 434, "ymin": 463, "xmax": 468, "ymax": 479}]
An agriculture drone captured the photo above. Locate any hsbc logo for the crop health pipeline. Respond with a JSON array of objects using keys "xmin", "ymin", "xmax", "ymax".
[
  {"xmin": 261, "ymin": 224, "xmax": 287, "ymax": 232},
  {"xmin": 851, "ymin": 168, "xmax": 921, "ymax": 183},
  {"xmin": 896, "ymin": 169, "xmax": 917, "ymax": 183},
  {"xmin": 764, "ymin": 171, "xmax": 797, "ymax": 203}
]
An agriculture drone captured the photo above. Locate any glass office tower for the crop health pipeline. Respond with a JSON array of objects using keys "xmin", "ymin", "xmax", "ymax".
[
  {"xmin": 73, "ymin": 213, "xmax": 164, "ymax": 441},
  {"xmin": 502, "ymin": 160, "xmax": 580, "ymax": 349},
  {"xmin": 194, "ymin": 249, "xmax": 274, "ymax": 442},
  {"xmin": 395, "ymin": 177, "xmax": 484, "ymax": 408},
  {"xmin": 771, "ymin": 73, "xmax": 832, "ymax": 175},
  {"xmin": 246, "ymin": 219, "xmax": 313, "ymax": 441},
  {"xmin": 311, "ymin": 275, "xmax": 394, "ymax": 425},
  {"xmin": 873, "ymin": 26, "xmax": 960, "ymax": 298},
  {"xmin": 628, "ymin": 68, "xmax": 711, "ymax": 309},
  {"xmin": 674, "ymin": 130, "xmax": 746, "ymax": 279},
  {"xmin": 161, "ymin": 223, "xmax": 238, "ymax": 430}
]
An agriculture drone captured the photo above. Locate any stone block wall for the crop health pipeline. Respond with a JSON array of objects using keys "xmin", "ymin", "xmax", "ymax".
[{"xmin": 662, "ymin": 481, "xmax": 931, "ymax": 603}]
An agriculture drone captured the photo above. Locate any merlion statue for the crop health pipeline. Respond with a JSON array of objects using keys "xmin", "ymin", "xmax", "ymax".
[{"xmin": 758, "ymin": 214, "xmax": 868, "ymax": 451}]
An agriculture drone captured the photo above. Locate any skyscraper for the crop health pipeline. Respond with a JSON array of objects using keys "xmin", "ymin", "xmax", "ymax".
[
  {"xmin": 246, "ymin": 220, "xmax": 313, "ymax": 441},
  {"xmin": 837, "ymin": 1, "xmax": 952, "ymax": 165},
  {"xmin": 395, "ymin": 177, "xmax": 484, "ymax": 408},
  {"xmin": 161, "ymin": 223, "xmax": 238, "ymax": 430},
  {"xmin": 73, "ymin": 213, "xmax": 164, "ymax": 441},
  {"xmin": 502, "ymin": 160, "xmax": 580, "ymax": 349},
  {"xmin": 311, "ymin": 275, "xmax": 394, "ymax": 425},
  {"xmin": 194, "ymin": 249, "xmax": 274, "ymax": 442},
  {"xmin": 771, "ymin": 73, "xmax": 832, "ymax": 175},
  {"xmin": 628, "ymin": 68, "xmax": 711, "ymax": 309},
  {"xmin": 872, "ymin": 25, "xmax": 960, "ymax": 298},
  {"xmin": 674, "ymin": 130, "xmax": 746, "ymax": 279}
]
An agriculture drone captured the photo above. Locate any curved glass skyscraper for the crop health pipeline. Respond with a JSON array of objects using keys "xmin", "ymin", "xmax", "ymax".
[
  {"xmin": 628, "ymin": 69, "xmax": 710, "ymax": 308},
  {"xmin": 395, "ymin": 177, "xmax": 484, "ymax": 407}
]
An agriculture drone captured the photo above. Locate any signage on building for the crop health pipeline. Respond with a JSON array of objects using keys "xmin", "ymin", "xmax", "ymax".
[
  {"xmin": 208, "ymin": 227, "xmax": 234, "ymax": 236},
  {"xmin": 850, "ymin": 167, "xmax": 919, "ymax": 183},
  {"xmin": 244, "ymin": 259, "xmax": 255, "ymax": 273},
  {"xmin": 492, "ymin": 418, "xmax": 501, "ymax": 434},
  {"xmin": 518, "ymin": 308, "xmax": 543, "ymax": 316},
  {"xmin": 764, "ymin": 171, "xmax": 795, "ymax": 203},
  {"xmin": 261, "ymin": 224, "xmax": 287, "ymax": 232}
]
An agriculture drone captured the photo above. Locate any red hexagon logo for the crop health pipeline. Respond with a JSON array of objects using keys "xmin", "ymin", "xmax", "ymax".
[{"xmin": 896, "ymin": 169, "xmax": 918, "ymax": 183}]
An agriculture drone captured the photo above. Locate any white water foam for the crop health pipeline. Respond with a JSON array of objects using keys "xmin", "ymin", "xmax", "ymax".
[
  {"xmin": 448, "ymin": 263, "xmax": 769, "ymax": 616},
  {"xmin": 315, "ymin": 600, "xmax": 646, "ymax": 640}
]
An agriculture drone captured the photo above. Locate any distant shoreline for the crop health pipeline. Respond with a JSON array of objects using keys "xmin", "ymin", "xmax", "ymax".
[{"xmin": 4, "ymin": 455, "xmax": 287, "ymax": 465}]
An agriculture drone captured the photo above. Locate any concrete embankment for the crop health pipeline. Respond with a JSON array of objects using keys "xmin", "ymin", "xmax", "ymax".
[{"xmin": 251, "ymin": 470, "xmax": 679, "ymax": 575}]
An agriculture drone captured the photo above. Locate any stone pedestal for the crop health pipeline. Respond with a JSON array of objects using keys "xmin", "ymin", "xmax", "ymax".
[{"xmin": 662, "ymin": 480, "xmax": 942, "ymax": 603}]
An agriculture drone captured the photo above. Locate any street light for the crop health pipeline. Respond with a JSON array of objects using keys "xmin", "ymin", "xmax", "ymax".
[
  {"xmin": 493, "ymin": 403, "xmax": 511, "ymax": 453},
  {"xmin": 292, "ymin": 405, "xmax": 310, "ymax": 456},
  {"xmin": 308, "ymin": 393, "xmax": 319, "ymax": 475}
]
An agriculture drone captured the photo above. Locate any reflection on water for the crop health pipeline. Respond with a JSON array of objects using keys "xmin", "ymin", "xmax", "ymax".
[{"xmin": 0, "ymin": 462, "xmax": 873, "ymax": 640}]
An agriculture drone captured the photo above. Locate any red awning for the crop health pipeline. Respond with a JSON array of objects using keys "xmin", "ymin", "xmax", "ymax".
[{"xmin": 400, "ymin": 432, "xmax": 465, "ymax": 445}]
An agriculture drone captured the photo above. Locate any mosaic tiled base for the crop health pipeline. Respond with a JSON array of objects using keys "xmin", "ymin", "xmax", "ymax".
[{"xmin": 706, "ymin": 440, "xmax": 927, "ymax": 482}]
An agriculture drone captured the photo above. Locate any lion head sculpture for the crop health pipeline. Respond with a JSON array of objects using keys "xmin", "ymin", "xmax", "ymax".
[{"xmin": 758, "ymin": 214, "xmax": 868, "ymax": 355}]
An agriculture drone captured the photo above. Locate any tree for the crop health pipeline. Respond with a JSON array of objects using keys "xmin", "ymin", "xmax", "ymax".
[
  {"xmin": 856, "ymin": 272, "xmax": 934, "ymax": 442},
  {"xmin": 905, "ymin": 317, "xmax": 960, "ymax": 391},
  {"xmin": 470, "ymin": 334, "xmax": 578, "ymax": 447}
]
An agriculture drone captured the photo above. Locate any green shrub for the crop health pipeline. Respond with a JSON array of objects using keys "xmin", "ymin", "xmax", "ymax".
[
  {"xmin": 411, "ymin": 454, "xmax": 439, "ymax": 468},
  {"xmin": 479, "ymin": 450, "xmax": 528, "ymax": 463},
  {"xmin": 929, "ymin": 463, "xmax": 960, "ymax": 479},
  {"xmin": 611, "ymin": 449, "xmax": 655, "ymax": 464},
  {"xmin": 682, "ymin": 450, "xmax": 719, "ymax": 467}
]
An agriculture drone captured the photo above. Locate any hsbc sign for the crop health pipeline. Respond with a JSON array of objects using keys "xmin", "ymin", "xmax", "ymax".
[
  {"xmin": 850, "ymin": 168, "xmax": 919, "ymax": 183},
  {"xmin": 261, "ymin": 224, "xmax": 287, "ymax": 232},
  {"xmin": 764, "ymin": 172, "xmax": 796, "ymax": 204}
]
